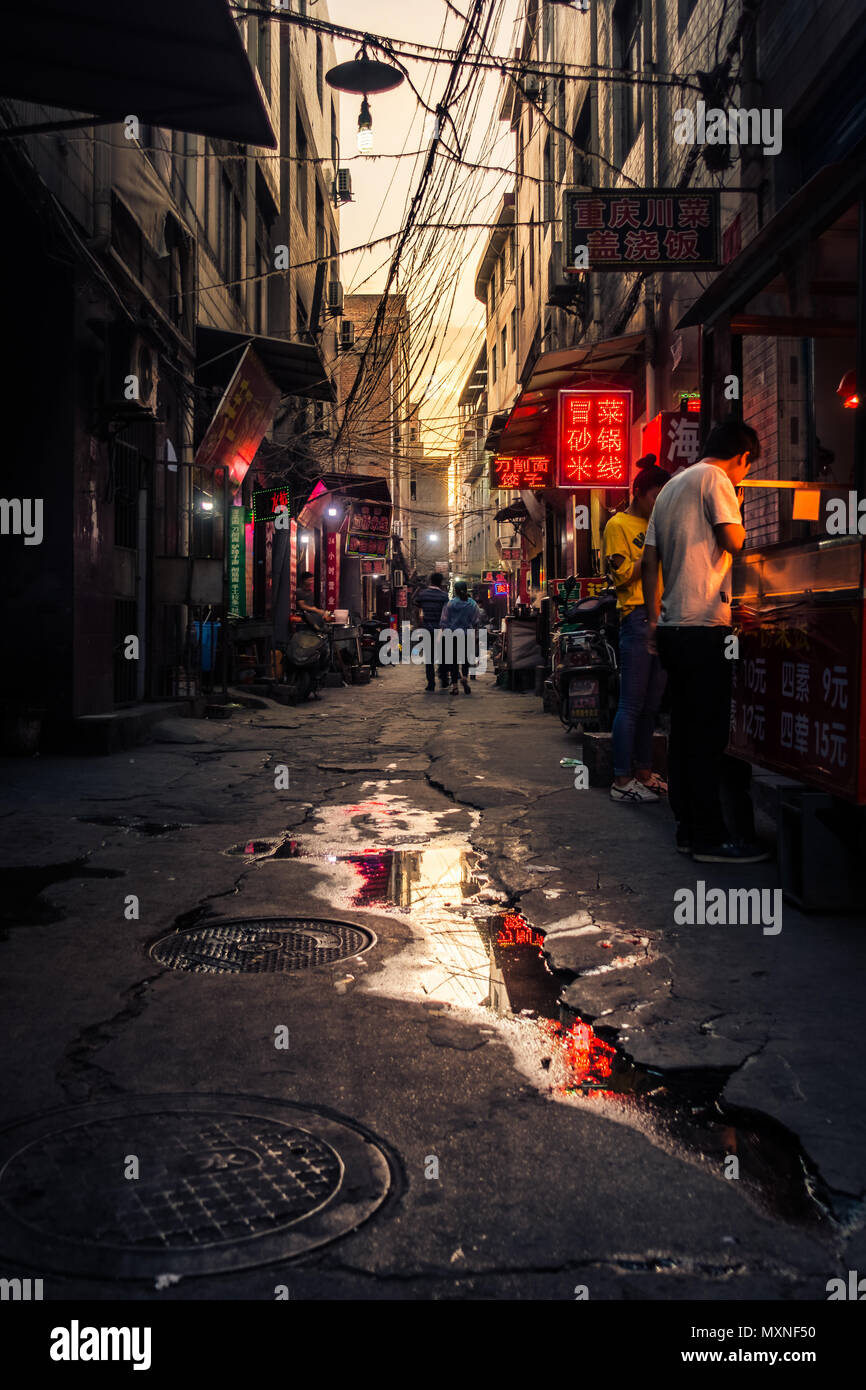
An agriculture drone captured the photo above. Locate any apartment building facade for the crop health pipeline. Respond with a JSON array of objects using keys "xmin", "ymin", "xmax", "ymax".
[
  {"xmin": 0, "ymin": 1, "xmax": 340, "ymax": 737},
  {"xmin": 484, "ymin": 0, "xmax": 865, "ymax": 590}
]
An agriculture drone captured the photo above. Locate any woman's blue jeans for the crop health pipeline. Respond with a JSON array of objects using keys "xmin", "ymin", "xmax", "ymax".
[{"xmin": 611, "ymin": 608, "xmax": 667, "ymax": 777}]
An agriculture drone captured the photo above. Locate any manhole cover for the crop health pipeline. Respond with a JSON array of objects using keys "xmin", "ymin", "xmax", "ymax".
[
  {"xmin": 0, "ymin": 1096, "xmax": 392, "ymax": 1277},
  {"xmin": 149, "ymin": 917, "xmax": 375, "ymax": 973}
]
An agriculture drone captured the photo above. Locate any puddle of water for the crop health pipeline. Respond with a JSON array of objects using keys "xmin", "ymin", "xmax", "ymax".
[{"xmin": 0, "ymin": 860, "xmax": 125, "ymax": 933}]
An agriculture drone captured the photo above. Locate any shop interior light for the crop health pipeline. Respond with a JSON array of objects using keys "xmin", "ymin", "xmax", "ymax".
[
  {"xmin": 837, "ymin": 370, "xmax": 859, "ymax": 409},
  {"xmin": 300, "ymin": 532, "xmax": 311, "ymax": 543},
  {"xmin": 328, "ymin": 506, "xmax": 339, "ymax": 516},
  {"xmin": 428, "ymin": 532, "xmax": 439, "ymax": 541},
  {"xmin": 200, "ymin": 500, "xmax": 214, "ymax": 512}
]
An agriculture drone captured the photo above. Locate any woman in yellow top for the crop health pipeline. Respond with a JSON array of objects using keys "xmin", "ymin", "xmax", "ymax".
[{"xmin": 602, "ymin": 461, "xmax": 671, "ymax": 803}]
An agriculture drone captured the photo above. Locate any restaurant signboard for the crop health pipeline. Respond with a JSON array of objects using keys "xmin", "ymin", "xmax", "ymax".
[
  {"xmin": 557, "ymin": 390, "xmax": 632, "ymax": 489},
  {"xmin": 564, "ymin": 190, "xmax": 720, "ymax": 271},
  {"xmin": 345, "ymin": 501, "xmax": 392, "ymax": 559},
  {"xmin": 490, "ymin": 453, "xmax": 554, "ymax": 490},
  {"xmin": 194, "ymin": 345, "xmax": 281, "ymax": 489}
]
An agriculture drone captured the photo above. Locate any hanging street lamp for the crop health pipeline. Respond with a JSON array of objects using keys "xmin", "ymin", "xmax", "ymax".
[{"xmin": 326, "ymin": 44, "xmax": 405, "ymax": 156}]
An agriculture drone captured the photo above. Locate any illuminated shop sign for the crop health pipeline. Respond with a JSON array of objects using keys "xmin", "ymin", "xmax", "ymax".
[
  {"xmin": 557, "ymin": 390, "xmax": 632, "ymax": 489},
  {"xmin": 490, "ymin": 453, "xmax": 554, "ymax": 490},
  {"xmin": 252, "ymin": 483, "xmax": 292, "ymax": 522}
]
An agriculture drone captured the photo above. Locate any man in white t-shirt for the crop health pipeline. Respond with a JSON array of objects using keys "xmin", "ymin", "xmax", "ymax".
[{"xmin": 641, "ymin": 419, "xmax": 769, "ymax": 864}]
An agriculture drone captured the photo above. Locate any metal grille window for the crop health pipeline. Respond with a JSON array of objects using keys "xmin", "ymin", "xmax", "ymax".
[
  {"xmin": 113, "ymin": 439, "xmax": 140, "ymax": 550},
  {"xmin": 295, "ymin": 113, "xmax": 308, "ymax": 227},
  {"xmin": 543, "ymin": 137, "xmax": 554, "ymax": 223}
]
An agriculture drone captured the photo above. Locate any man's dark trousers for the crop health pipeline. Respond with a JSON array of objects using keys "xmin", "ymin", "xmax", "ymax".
[
  {"xmin": 656, "ymin": 626, "xmax": 753, "ymax": 849},
  {"xmin": 422, "ymin": 626, "xmax": 446, "ymax": 688}
]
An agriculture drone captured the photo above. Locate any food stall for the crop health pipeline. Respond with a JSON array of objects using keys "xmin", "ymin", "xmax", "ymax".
[{"xmin": 677, "ymin": 155, "xmax": 866, "ymax": 909}]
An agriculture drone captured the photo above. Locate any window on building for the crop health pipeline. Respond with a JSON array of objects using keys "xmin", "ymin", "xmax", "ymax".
[
  {"xmin": 508, "ymin": 232, "xmax": 515, "ymax": 273},
  {"xmin": 316, "ymin": 38, "xmax": 324, "ymax": 106},
  {"xmin": 489, "ymin": 276, "xmax": 496, "ymax": 317},
  {"xmin": 331, "ymin": 101, "xmax": 338, "ymax": 167},
  {"xmin": 529, "ymin": 211, "xmax": 535, "ymax": 287},
  {"xmin": 543, "ymin": 136, "xmax": 554, "ymax": 223},
  {"xmin": 517, "ymin": 125, "xmax": 524, "ymax": 181},
  {"xmin": 219, "ymin": 173, "xmax": 242, "ymax": 302},
  {"xmin": 573, "ymin": 99, "xmax": 592, "ymax": 186},
  {"xmin": 410, "ymin": 475, "xmax": 417, "ymax": 500},
  {"xmin": 295, "ymin": 111, "xmax": 308, "ymax": 227},
  {"xmin": 501, "ymin": 326, "xmax": 507, "ymax": 371},
  {"xmin": 614, "ymin": 0, "xmax": 643, "ymax": 159},
  {"xmin": 256, "ymin": 13, "xmax": 271, "ymax": 100},
  {"xmin": 296, "ymin": 291, "xmax": 308, "ymax": 337},
  {"xmin": 557, "ymin": 78, "xmax": 566, "ymax": 179},
  {"xmin": 678, "ymin": 0, "xmax": 698, "ymax": 34},
  {"xmin": 256, "ymin": 240, "xmax": 268, "ymax": 332},
  {"xmin": 315, "ymin": 184, "xmax": 326, "ymax": 259},
  {"xmin": 520, "ymin": 252, "xmax": 525, "ymax": 310},
  {"xmin": 511, "ymin": 307, "xmax": 517, "ymax": 352},
  {"xmin": 492, "ymin": 345, "xmax": 498, "ymax": 382},
  {"xmin": 499, "ymin": 254, "xmax": 505, "ymax": 293}
]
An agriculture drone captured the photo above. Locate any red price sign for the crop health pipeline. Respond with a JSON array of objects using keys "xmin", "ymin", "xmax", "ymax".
[
  {"xmin": 557, "ymin": 390, "xmax": 631, "ymax": 489},
  {"xmin": 490, "ymin": 453, "xmax": 554, "ymax": 490}
]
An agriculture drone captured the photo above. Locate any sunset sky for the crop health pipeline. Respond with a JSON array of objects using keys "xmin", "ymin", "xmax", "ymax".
[{"xmin": 326, "ymin": 0, "xmax": 522, "ymax": 455}]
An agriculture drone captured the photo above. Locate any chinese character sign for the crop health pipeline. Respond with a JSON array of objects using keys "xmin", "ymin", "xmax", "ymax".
[
  {"xmin": 228, "ymin": 506, "xmax": 246, "ymax": 616},
  {"xmin": 194, "ymin": 346, "xmax": 282, "ymax": 489},
  {"xmin": 490, "ymin": 453, "xmax": 554, "ymax": 490},
  {"xmin": 345, "ymin": 501, "xmax": 392, "ymax": 558},
  {"xmin": 564, "ymin": 190, "xmax": 720, "ymax": 271},
  {"xmin": 325, "ymin": 531, "xmax": 341, "ymax": 611},
  {"xmin": 641, "ymin": 410, "xmax": 702, "ymax": 471},
  {"xmin": 558, "ymin": 391, "xmax": 631, "ymax": 489},
  {"xmin": 252, "ymin": 484, "xmax": 293, "ymax": 523}
]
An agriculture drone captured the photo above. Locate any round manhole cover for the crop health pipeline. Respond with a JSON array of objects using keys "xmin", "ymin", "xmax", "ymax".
[
  {"xmin": 0, "ymin": 1096, "xmax": 392, "ymax": 1277},
  {"xmin": 149, "ymin": 917, "xmax": 375, "ymax": 973}
]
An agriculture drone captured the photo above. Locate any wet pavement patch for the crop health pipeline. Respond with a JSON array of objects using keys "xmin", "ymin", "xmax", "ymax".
[
  {"xmin": 0, "ymin": 1095, "xmax": 392, "ymax": 1277},
  {"xmin": 77, "ymin": 816, "xmax": 188, "ymax": 836},
  {"xmin": 149, "ymin": 916, "xmax": 375, "ymax": 974},
  {"xmin": 0, "ymin": 860, "xmax": 124, "ymax": 935}
]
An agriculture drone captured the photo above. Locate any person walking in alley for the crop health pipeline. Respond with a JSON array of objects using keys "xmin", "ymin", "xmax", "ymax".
[
  {"xmin": 603, "ymin": 461, "xmax": 671, "ymax": 803},
  {"xmin": 641, "ymin": 418, "xmax": 769, "ymax": 863},
  {"xmin": 413, "ymin": 571, "xmax": 449, "ymax": 691},
  {"xmin": 439, "ymin": 581, "xmax": 482, "ymax": 695}
]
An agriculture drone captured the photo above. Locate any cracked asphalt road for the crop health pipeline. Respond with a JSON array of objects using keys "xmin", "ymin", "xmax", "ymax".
[{"xmin": 0, "ymin": 662, "xmax": 864, "ymax": 1300}]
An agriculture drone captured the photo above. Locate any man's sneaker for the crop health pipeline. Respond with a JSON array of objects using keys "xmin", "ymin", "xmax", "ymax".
[
  {"xmin": 461, "ymin": 678, "xmax": 471, "ymax": 695},
  {"xmin": 675, "ymin": 825, "xmax": 692, "ymax": 854},
  {"xmin": 610, "ymin": 778, "xmax": 660, "ymax": 803},
  {"xmin": 692, "ymin": 839, "xmax": 771, "ymax": 864}
]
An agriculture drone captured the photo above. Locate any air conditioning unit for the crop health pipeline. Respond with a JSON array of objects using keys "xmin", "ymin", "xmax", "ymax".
[
  {"xmin": 340, "ymin": 320, "xmax": 355, "ymax": 350},
  {"xmin": 327, "ymin": 280, "xmax": 344, "ymax": 316},
  {"xmin": 114, "ymin": 333, "xmax": 159, "ymax": 415},
  {"xmin": 335, "ymin": 168, "xmax": 353, "ymax": 202},
  {"xmin": 547, "ymin": 241, "xmax": 588, "ymax": 312}
]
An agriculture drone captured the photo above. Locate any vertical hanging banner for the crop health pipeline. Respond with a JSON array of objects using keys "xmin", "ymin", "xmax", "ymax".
[
  {"xmin": 289, "ymin": 517, "xmax": 297, "ymax": 615},
  {"xmin": 229, "ymin": 506, "xmax": 246, "ymax": 616},
  {"xmin": 325, "ymin": 531, "xmax": 340, "ymax": 611},
  {"xmin": 557, "ymin": 390, "xmax": 632, "ymax": 488}
]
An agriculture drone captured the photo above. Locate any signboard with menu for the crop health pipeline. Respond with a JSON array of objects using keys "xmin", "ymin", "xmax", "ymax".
[
  {"xmin": 557, "ymin": 390, "xmax": 631, "ymax": 489},
  {"xmin": 564, "ymin": 190, "xmax": 720, "ymax": 271},
  {"xmin": 345, "ymin": 501, "xmax": 392, "ymax": 559}
]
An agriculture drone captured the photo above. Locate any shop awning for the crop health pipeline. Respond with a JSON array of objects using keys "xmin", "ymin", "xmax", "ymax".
[
  {"xmin": 197, "ymin": 327, "xmax": 336, "ymax": 402},
  {"xmin": 495, "ymin": 332, "xmax": 645, "ymax": 457},
  {"xmin": 678, "ymin": 158, "xmax": 865, "ymax": 331},
  {"xmin": 0, "ymin": 0, "xmax": 276, "ymax": 148},
  {"xmin": 483, "ymin": 410, "xmax": 510, "ymax": 452}
]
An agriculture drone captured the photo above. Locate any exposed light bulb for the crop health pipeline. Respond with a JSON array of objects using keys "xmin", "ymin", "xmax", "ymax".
[{"xmin": 357, "ymin": 96, "xmax": 373, "ymax": 154}]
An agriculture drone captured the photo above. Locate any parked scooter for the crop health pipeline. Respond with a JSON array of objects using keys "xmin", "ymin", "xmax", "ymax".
[
  {"xmin": 279, "ymin": 610, "xmax": 331, "ymax": 703},
  {"xmin": 550, "ymin": 576, "xmax": 619, "ymax": 733},
  {"xmin": 358, "ymin": 618, "xmax": 382, "ymax": 677}
]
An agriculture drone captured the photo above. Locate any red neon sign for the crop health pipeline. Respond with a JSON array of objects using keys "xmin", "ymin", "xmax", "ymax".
[
  {"xmin": 491, "ymin": 453, "xmax": 554, "ymax": 490},
  {"xmin": 557, "ymin": 391, "xmax": 631, "ymax": 489}
]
